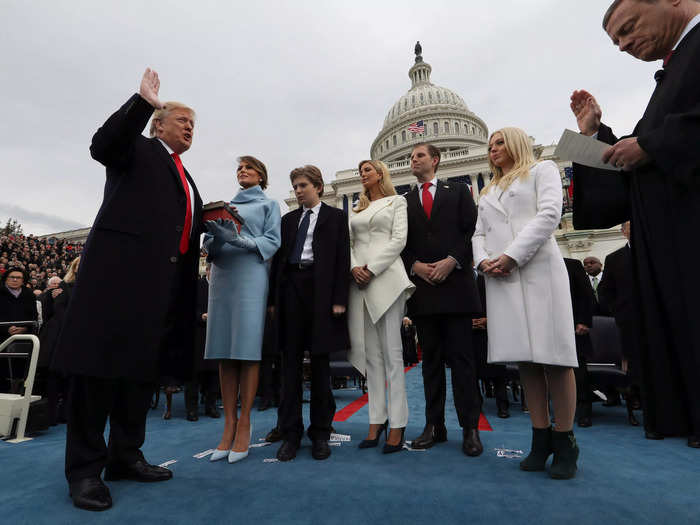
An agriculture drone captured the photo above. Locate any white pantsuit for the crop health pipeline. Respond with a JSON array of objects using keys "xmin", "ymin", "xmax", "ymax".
[
  {"xmin": 348, "ymin": 195, "xmax": 415, "ymax": 427},
  {"xmin": 472, "ymin": 160, "xmax": 577, "ymax": 367}
]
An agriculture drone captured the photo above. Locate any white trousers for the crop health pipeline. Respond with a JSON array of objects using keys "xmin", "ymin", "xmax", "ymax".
[{"xmin": 364, "ymin": 297, "xmax": 408, "ymax": 428}]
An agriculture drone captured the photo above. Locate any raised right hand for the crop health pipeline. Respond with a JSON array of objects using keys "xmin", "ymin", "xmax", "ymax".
[
  {"xmin": 139, "ymin": 68, "xmax": 164, "ymax": 109},
  {"xmin": 570, "ymin": 90, "xmax": 601, "ymax": 136}
]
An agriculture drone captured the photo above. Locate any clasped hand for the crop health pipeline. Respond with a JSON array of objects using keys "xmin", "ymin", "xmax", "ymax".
[
  {"xmin": 479, "ymin": 254, "xmax": 517, "ymax": 277},
  {"xmin": 351, "ymin": 265, "xmax": 374, "ymax": 289},
  {"xmin": 205, "ymin": 218, "xmax": 238, "ymax": 243},
  {"xmin": 413, "ymin": 257, "xmax": 456, "ymax": 285}
]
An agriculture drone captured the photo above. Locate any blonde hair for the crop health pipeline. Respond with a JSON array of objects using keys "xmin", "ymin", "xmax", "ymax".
[
  {"xmin": 353, "ymin": 160, "xmax": 397, "ymax": 212},
  {"xmin": 149, "ymin": 101, "xmax": 196, "ymax": 137},
  {"xmin": 63, "ymin": 256, "xmax": 81, "ymax": 284},
  {"xmin": 482, "ymin": 127, "xmax": 535, "ymax": 195}
]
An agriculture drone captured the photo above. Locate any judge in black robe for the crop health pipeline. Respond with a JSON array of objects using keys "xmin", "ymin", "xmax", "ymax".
[{"xmin": 570, "ymin": 2, "xmax": 700, "ymax": 446}]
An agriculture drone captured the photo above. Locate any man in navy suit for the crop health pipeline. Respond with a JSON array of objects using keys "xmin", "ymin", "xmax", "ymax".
[{"xmin": 53, "ymin": 69, "xmax": 203, "ymax": 511}]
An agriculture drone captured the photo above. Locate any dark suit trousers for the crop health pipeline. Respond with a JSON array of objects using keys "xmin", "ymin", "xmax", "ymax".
[
  {"xmin": 65, "ymin": 375, "xmax": 153, "ymax": 482},
  {"xmin": 184, "ymin": 371, "xmax": 219, "ymax": 413},
  {"xmin": 574, "ymin": 345, "xmax": 593, "ymax": 418},
  {"xmin": 278, "ymin": 268, "xmax": 335, "ymax": 444},
  {"xmin": 414, "ymin": 315, "xmax": 480, "ymax": 429}
]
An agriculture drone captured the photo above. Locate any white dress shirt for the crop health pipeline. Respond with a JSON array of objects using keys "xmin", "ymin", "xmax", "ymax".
[
  {"xmin": 158, "ymin": 139, "xmax": 195, "ymax": 234},
  {"xmin": 417, "ymin": 177, "xmax": 438, "ymax": 206},
  {"xmin": 674, "ymin": 13, "xmax": 700, "ymax": 50},
  {"xmin": 297, "ymin": 201, "xmax": 322, "ymax": 263},
  {"xmin": 589, "ymin": 272, "xmax": 603, "ymax": 289}
]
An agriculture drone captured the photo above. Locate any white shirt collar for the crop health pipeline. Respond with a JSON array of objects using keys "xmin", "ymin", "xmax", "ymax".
[
  {"xmin": 157, "ymin": 138, "xmax": 174, "ymax": 155},
  {"xmin": 303, "ymin": 201, "xmax": 322, "ymax": 215},
  {"xmin": 673, "ymin": 13, "xmax": 700, "ymax": 50},
  {"xmin": 418, "ymin": 177, "xmax": 438, "ymax": 189}
]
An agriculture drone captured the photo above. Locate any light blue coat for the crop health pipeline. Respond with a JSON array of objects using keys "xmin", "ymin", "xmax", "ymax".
[{"xmin": 203, "ymin": 185, "xmax": 281, "ymax": 360}]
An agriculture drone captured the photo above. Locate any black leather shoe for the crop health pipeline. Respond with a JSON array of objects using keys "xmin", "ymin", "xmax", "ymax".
[
  {"xmin": 577, "ymin": 416, "xmax": 592, "ymax": 428},
  {"xmin": 205, "ymin": 405, "xmax": 220, "ymax": 418},
  {"xmin": 411, "ymin": 424, "xmax": 448, "ymax": 449},
  {"xmin": 276, "ymin": 440, "xmax": 298, "ymax": 462},
  {"xmin": 186, "ymin": 411, "xmax": 199, "ymax": 422},
  {"xmin": 69, "ymin": 477, "xmax": 112, "ymax": 511},
  {"xmin": 497, "ymin": 406, "xmax": 510, "ymax": 419},
  {"xmin": 462, "ymin": 428, "xmax": 483, "ymax": 457},
  {"xmin": 628, "ymin": 413, "xmax": 640, "ymax": 426},
  {"xmin": 688, "ymin": 435, "xmax": 700, "ymax": 448},
  {"xmin": 311, "ymin": 439, "xmax": 331, "ymax": 460},
  {"xmin": 644, "ymin": 429, "xmax": 664, "ymax": 440},
  {"xmin": 265, "ymin": 426, "xmax": 284, "ymax": 443},
  {"xmin": 104, "ymin": 460, "xmax": 173, "ymax": 482}
]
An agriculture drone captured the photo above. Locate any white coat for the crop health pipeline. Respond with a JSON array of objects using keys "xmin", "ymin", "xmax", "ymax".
[
  {"xmin": 348, "ymin": 195, "xmax": 415, "ymax": 375},
  {"xmin": 472, "ymin": 160, "xmax": 577, "ymax": 367}
]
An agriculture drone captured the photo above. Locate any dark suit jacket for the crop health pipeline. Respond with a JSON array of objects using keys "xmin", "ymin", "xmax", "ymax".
[
  {"xmin": 269, "ymin": 203, "xmax": 350, "ymax": 355},
  {"xmin": 52, "ymin": 94, "xmax": 204, "ymax": 382},
  {"xmin": 564, "ymin": 258, "xmax": 595, "ymax": 357},
  {"xmin": 598, "ymin": 245, "xmax": 639, "ymax": 328},
  {"xmin": 0, "ymin": 286, "xmax": 38, "ymax": 344},
  {"xmin": 401, "ymin": 181, "xmax": 481, "ymax": 317}
]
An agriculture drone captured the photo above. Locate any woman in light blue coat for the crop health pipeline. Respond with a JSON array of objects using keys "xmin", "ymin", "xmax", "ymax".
[{"xmin": 204, "ymin": 155, "xmax": 281, "ymax": 463}]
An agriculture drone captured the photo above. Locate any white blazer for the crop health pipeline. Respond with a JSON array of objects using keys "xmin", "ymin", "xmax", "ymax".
[
  {"xmin": 348, "ymin": 195, "xmax": 415, "ymax": 374},
  {"xmin": 472, "ymin": 161, "xmax": 577, "ymax": 367}
]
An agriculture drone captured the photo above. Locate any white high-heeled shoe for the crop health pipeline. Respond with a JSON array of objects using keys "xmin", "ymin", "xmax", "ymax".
[
  {"xmin": 210, "ymin": 448, "xmax": 230, "ymax": 462},
  {"xmin": 228, "ymin": 420, "xmax": 254, "ymax": 464}
]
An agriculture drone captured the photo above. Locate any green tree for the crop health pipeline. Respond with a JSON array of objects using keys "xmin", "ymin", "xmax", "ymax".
[{"xmin": 1, "ymin": 218, "xmax": 23, "ymax": 236}]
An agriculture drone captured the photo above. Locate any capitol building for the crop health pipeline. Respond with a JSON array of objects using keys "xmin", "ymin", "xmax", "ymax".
[{"xmin": 285, "ymin": 44, "xmax": 625, "ymax": 262}]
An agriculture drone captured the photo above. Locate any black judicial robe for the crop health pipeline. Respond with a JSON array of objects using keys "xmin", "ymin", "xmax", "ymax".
[{"xmin": 572, "ymin": 24, "xmax": 700, "ymax": 436}]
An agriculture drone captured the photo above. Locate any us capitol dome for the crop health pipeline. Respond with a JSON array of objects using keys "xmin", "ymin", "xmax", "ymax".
[{"xmin": 285, "ymin": 42, "xmax": 626, "ymax": 261}]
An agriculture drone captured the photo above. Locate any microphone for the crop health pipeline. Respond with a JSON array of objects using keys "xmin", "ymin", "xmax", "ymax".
[{"xmin": 654, "ymin": 69, "xmax": 665, "ymax": 82}]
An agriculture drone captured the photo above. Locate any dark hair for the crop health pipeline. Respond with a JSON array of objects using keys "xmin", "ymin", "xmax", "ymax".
[
  {"xmin": 237, "ymin": 155, "xmax": 268, "ymax": 190},
  {"xmin": 603, "ymin": 0, "xmax": 656, "ymax": 30},
  {"xmin": 289, "ymin": 165, "xmax": 324, "ymax": 197},
  {"xmin": 2, "ymin": 267, "xmax": 27, "ymax": 285},
  {"xmin": 412, "ymin": 142, "xmax": 442, "ymax": 173}
]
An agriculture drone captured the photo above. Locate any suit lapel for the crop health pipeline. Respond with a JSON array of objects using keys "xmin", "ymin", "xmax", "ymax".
[
  {"xmin": 482, "ymin": 187, "xmax": 508, "ymax": 217},
  {"xmin": 407, "ymin": 186, "xmax": 428, "ymax": 224},
  {"xmin": 430, "ymin": 181, "xmax": 446, "ymax": 222},
  {"xmin": 152, "ymin": 138, "xmax": 187, "ymax": 196}
]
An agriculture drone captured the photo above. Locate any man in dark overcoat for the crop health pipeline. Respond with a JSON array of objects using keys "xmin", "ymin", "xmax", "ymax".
[
  {"xmin": 401, "ymin": 143, "xmax": 483, "ymax": 456},
  {"xmin": 268, "ymin": 165, "xmax": 350, "ymax": 462},
  {"xmin": 563, "ymin": 258, "xmax": 596, "ymax": 427},
  {"xmin": 570, "ymin": 0, "xmax": 700, "ymax": 447},
  {"xmin": 52, "ymin": 69, "xmax": 204, "ymax": 510}
]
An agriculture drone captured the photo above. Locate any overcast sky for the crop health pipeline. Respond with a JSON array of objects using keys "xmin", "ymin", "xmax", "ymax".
[{"xmin": 2, "ymin": 0, "xmax": 659, "ymax": 235}]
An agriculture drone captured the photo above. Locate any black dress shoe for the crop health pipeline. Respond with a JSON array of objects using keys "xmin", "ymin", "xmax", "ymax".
[
  {"xmin": 186, "ymin": 411, "xmax": 199, "ymax": 422},
  {"xmin": 628, "ymin": 413, "xmax": 640, "ymax": 426},
  {"xmin": 688, "ymin": 436, "xmax": 700, "ymax": 448},
  {"xmin": 411, "ymin": 424, "xmax": 448, "ymax": 449},
  {"xmin": 205, "ymin": 405, "xmax": 220, "ymax": 418},
  {"xmin": 462, "ymin": 428, "xmax": 483, "ymax": 457},
  {"xmin": 644, "ymin": 429, "xmax": 664, "ymax": 440},
  {"xmin": 276, "ymin": 440, "xmax": 298, "ymax": 461},
  {"xmin": 497, "ymin": 407, "xmax": 510, "ymax": 419},
  {"xmin": 577, "ymin": 416, "xmax": 592, "ymax": 428},
  {"xmin": 265, "ymin": 426, "xmax": 284, "ymax": 443},
  {"xmin": 311, "ymin": 439, "xmax": 331, "ymax": 460},
  {"xmin": 69, "ymin": 477, "xmax": 112, "ymax": 511},
  {"xmin": 104, "ymin": 460, "xmax": 173, "ymax": 482}
]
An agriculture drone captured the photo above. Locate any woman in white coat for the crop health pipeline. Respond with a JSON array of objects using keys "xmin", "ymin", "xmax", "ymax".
[
  {"xmin": 472, "ymin": 127, "xmax": 580, "ymax": 479},
  {"xmin": 348, "ymin": 160, "xmax": 415, "ymax": 454}
]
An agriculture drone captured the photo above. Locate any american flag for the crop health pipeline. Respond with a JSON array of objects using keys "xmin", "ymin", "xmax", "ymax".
[{"xmin": 408, "ymin": 120, "xmax": 425, "ymax": 133}]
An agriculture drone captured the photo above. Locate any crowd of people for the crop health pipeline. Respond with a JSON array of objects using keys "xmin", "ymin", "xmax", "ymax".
[{"xmin": 2, "ymin": 0, "xmax": 698, "ymax": 514}]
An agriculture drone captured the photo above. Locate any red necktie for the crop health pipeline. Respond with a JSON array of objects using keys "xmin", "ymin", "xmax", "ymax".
[
  {"xmin": 171, "ymin": 153, "xmax": 192, "ymax": 254},
  {"xmin": 422, "ymin": 182, "xmax": 433, "ymax": 219}
]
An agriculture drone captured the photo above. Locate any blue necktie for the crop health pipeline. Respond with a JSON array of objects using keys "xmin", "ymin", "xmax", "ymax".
[{"xmin": 289, "ymin": 210, "xmax": 312, "ymax": 264}]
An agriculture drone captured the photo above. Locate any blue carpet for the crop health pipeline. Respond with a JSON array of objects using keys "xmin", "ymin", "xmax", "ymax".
[{"xmin": 1, "ymin": 365, "xmax": 698, "ymax": 524}]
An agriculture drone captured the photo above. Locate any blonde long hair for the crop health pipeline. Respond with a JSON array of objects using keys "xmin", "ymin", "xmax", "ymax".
[
  {"xmin": 63, "ymin": 256, "xmax": 81, "ymax": 284},
  {"xmin": 353, "ymin": 160, "xmax": 397, "ymax": 213},
  {"xmin": 482, "ymin": 127, "xmax": 535, "ymax": 195}
]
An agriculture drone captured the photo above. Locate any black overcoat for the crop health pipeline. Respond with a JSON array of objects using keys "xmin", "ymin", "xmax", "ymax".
[
  {"xmin": 0, "ymin": 286, "xmax": 38, "ymax": 344},
  {"xmin": 572, "ymin": 24, "xmax": 700, "ymax": 435},
  {"xmin": 564, "ymin": 258, "xmax": 595, "ymax": 358},
  {"xmin": 37, "ymin": 281, "xmax": 73, "ymax": 368},
  {"xmin": 269, "ymin": 203, "xmax": 350, "ymax": 355},
  {"xmin": 401, "ymin": 181, "xmax": 481, "ymax": 317},
  {"xmin": 52, "ymin": 94, "xmax": 204, "ymax": 383}
]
